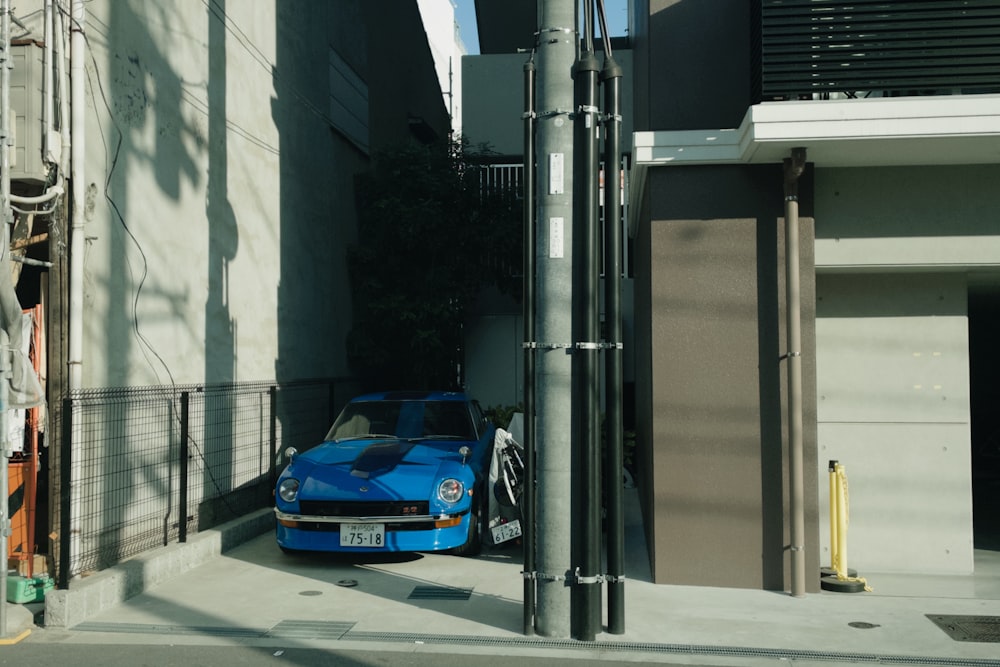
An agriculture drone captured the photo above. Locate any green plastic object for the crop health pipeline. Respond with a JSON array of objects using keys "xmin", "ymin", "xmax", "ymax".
[{"xmin": 5, "ymin": 575, "xmax": 54, "ymax": 603}]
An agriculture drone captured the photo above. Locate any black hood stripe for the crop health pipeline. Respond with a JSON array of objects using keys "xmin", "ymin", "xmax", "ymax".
[{"xmin": 350, "ymin": 440, "xmax": 417, "ymax": 479}]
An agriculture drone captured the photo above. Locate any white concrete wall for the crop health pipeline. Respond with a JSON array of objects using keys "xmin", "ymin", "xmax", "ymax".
[
  {"xmin": 813, "ymin": 165, "xmax": 1000, "ymax": 575},
  {"xmin": 418, "ymin": 0, "xmax": 464, "ymax": 134},
  {"xmin": 70, "ymin": 1, "xmax": 366, "ymax": 388},
  {"xmin": 816, "ymin": 273, "xmax": 972, "ymax": 574}
]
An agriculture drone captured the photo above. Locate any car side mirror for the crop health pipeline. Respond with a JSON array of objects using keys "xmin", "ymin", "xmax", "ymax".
[
  {"xmin": 284, "ymin": 446, "xmax": 298, "ymax": 465},
  {"xmin": 459, "ymin": 446, "xmax": 471, "ymax": 465}
]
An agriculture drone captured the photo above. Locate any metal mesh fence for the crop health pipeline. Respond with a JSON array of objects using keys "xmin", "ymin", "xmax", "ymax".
[{"xmin": 58, "ymin": 378, "xmax": 358, "ymax": 583}]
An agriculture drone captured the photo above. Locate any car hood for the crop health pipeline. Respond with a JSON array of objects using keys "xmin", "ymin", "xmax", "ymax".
[{"xmin": 290, "ymin": 438, "xmax": 476, "ymax": 501}]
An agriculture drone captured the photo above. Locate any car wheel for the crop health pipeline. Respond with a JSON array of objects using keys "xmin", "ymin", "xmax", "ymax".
[{"xmin": 451, "ymin": 499, "xmax": 483, "ymax": 557}]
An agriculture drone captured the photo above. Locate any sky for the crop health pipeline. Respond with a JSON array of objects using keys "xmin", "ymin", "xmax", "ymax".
[{"xmin": 453, "ymin": 0, "xmax": 630, "ymax": 55}]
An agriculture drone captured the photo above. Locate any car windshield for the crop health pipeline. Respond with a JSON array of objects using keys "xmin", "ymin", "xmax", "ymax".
[{"xmin": 325, "ymin": 400, "xmax": 476, "ymax": 441}]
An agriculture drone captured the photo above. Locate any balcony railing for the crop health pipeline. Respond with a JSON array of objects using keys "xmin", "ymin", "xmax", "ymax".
[{"xmin": 753, "ymin": 0, "xmax": 1000, "ymax": 102}]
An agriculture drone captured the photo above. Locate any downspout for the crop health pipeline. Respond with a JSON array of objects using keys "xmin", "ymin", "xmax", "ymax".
[
  {"xmin": 572, "ymin": 0, "xmax": 601, "ymax": 641},
  {"xmin": 783, "ymin": 147, "xmax": 806, "ymax": 598},
  {"xmin": 600, "ymin": 35, "xmax": 624, "ymax": 636},
  {"xmin": 0, "ymin": 0, "xmax": 11, "ymax": 638},
  {"xmin": 43, "ymin": 0, "xmax": 53, "ymax": 162},
  {"xmin": 521, "ymin": 52, "xmax": 536, "ymax": 637},
  {"xmin": 68, "ymin": 0, "xmax": 84, "ymax": 391}
]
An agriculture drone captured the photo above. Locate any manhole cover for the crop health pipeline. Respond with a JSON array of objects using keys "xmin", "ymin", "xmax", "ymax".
[
  {"xmin": 927, "ymin": 615, "xmax": 1000, "ymax": 642},
  {"xmin": 298, "ymin": 590, "xmax": 322, "ymax": 596},
  {"xmin": 848, "ymin": 621, "xmax": 880, "ymax": 629}
]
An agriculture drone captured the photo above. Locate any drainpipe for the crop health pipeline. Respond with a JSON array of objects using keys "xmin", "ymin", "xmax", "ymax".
[
  {"xmin": 0, "ymin": 0, "xmax": 11, "ymax": 639},
  {"xmin": 601, "ymin": 45, "xmax": 624, "ymax": 635},
  {"xmin": 783, "ymin": 147, "xmax": 806, "ymax": 597},
  {"xmin": 572, "ymin": 0, "xmax": 600, "ymax": 640},
  {"xmin": 68, "ymin": 0, "xmax": 85, "ymax": 392},
  {"xmin": 43, "ymin": 0, "xmax": 53, "ymax": 162},
  {"xmin": 521, "ymin": 52, "xmax": 536, "ymax": 637}
]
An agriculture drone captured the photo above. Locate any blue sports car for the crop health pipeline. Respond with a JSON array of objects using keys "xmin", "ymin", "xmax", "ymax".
[{"xmin": 274, "ymin": 390, "xmax": 496, "ymax": 555}]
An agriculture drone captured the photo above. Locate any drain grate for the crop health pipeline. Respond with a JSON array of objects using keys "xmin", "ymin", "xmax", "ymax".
[
  {"xmin": 927, "ymin": 615, "xmax": 1000, "ymax": 643},
  {"xmin": 407, "ymin": 585, "xmax": 473, "ymax": 600},
  {"xmin": 266, "ymin": 620, "xmax": 355, "ymax": 640}
]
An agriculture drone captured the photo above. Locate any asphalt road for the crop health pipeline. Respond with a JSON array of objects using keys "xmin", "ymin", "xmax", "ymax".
[{"xmin": 0, "ymin": 642, "xmax": 739, "ymax": 667}]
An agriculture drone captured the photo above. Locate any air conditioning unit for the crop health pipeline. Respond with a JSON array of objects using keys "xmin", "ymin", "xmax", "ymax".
[{"xmin": 11, "ymin": 41, "xmax": 49, "ymax": 185}]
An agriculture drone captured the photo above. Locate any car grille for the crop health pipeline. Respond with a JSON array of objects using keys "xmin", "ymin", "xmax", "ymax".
[{"xmin": 298, "ymin": 500, "xmax": 430, "ymax": 517}]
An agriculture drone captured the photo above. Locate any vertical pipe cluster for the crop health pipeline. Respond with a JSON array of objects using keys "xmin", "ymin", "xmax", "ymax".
[{"xmin": 528, "ymin": 0, "xmax": 625, "ymax": 639}]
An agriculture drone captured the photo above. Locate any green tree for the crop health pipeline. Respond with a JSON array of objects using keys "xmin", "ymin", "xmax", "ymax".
[{"xmin": 347, "ymin": 139, "xmax": 521, "ymax": 391}]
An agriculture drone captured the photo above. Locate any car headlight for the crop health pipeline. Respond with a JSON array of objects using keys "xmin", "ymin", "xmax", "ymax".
[
  {"xmin": 278, "ymin": 478, "xmax": 300, "ymax": 502},
  {"xmin": 437, "ymin": 478, "xmax": 465, "ymax": 504}
]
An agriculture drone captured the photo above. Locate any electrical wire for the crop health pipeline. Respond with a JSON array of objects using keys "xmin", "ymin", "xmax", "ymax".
[
  {"xmin": 596, "ymin": 0, "xmax": 613, "ymax": 56},
  {"xmin": 201, "ymin": 0, "xmax": 367, "ymax": 151}
]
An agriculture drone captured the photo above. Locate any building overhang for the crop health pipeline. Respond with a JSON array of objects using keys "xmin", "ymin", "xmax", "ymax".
[{"xmin": 629, "ymin": 94, "xmax": 1000, "ymax": 235}]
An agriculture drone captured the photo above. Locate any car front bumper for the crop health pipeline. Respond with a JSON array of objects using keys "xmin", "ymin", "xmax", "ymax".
[{"xmin": 273, "ymin": 508, "xmax": 472, "ymax": 553}]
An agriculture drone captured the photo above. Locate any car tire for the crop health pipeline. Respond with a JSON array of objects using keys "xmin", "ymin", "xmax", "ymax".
[{"xmin": 451, "ymin": 499, "xmax": 483, "ymax": 557}]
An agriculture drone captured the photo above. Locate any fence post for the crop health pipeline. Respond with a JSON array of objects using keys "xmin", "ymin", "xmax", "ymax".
[
  {"xmin": 269, "ymin": 386, "xmax": 278, "ymax": 491},
  {"xmin": 179, "ymin": 391, "xmax": 190, "ymax": 543},
  {"xmin": 58, "ymin": 397, "xmax": 73, "ymax": 589}
]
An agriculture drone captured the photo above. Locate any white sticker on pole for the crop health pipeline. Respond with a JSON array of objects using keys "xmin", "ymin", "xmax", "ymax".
[
  {"xmin": 549, "ymin": 217, "xmax": 564, "ymax": 258},
  {"xmin": 548, "ymin": 153, "xmax": 564, "ymax": 195}
]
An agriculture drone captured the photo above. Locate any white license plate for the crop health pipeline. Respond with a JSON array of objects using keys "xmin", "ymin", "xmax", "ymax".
[
  {"xmin": 340, "ymin": 523, "xmax": 385, "ymax": 547},
  {"xmin": 491, "ymin": 519, "xmax": 522, "ymax": 544}
]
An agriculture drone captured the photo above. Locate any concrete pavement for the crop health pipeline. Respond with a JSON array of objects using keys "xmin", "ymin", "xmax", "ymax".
[{"xmin": 5, "ymin": 490, "xmax": 1000, "ymax": 666}]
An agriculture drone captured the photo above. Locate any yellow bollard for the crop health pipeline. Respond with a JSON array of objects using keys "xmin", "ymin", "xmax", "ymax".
[{"xmin": 821, "ymin": 460, "xmax": 871, "ymax": 593}]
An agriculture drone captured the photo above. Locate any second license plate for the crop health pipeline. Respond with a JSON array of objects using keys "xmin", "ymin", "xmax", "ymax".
[{"xmin": 491, "ymin": 519, "xmax": 522, "ymax": 544}]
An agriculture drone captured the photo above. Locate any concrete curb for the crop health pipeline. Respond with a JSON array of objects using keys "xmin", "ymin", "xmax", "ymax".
[{"xmin": 43, "ymin": 508, "xmax": 274, "ymax": 628}]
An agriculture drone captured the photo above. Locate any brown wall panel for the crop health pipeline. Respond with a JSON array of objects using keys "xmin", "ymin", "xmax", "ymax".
[{"xmin": 638, "ymin": 164, "xmax": 819, "ymax": 591}]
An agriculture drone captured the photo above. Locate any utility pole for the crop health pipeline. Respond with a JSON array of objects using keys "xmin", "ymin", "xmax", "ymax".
[{"xmin": 531, "ymin": 0, "xmax": 576, "ymax": 638}]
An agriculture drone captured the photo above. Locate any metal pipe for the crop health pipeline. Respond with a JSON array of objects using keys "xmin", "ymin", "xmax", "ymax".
[
  {"xmin": 572, "ymin": 0, "xmax": 601, "ymax": 640},
  {"xmin": 0, "ymin": 333, "xmax": 9, "ymax": 640},
  {"xmin": 0, "ymin": 0, "xmax": 10, "ymax": 637},
  {"xmin": 783, "ymin": 147, "xmax": 806, "ymax": 597},
  {"xmin": 44, "ymin": 0, "xmax": 53, "ymax": 162},
  {"xmin": 601, "ymin": 45, "xmax": 625, "ymax": 635},
  {"xmin": 522, "ymin": 52, "xmax": 537, "ymax": 637},
  {"xmin": 68, "ymin": 0, "xmax": 85, "ymax": 391},
  {"xmin": 10, "ymin": 185, "xmax": 64, "ymax": 205}
]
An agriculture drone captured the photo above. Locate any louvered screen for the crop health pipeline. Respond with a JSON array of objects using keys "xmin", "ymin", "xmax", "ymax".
[{"xmin": 754, "ymin": 0, "xmax": 1000, "ymax": 101}]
